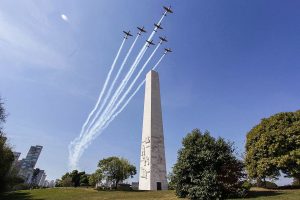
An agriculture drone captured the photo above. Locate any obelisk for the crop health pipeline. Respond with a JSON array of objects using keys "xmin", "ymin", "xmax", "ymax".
[{"xmin": 139, "ymin": 70, "xmax": 168, "ymax": 190}]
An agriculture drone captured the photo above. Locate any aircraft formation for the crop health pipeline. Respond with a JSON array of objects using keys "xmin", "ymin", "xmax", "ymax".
[
  {"xmin": 69, "ymin": 5, "xmax": 173, "ymax": 170},
  {"xmin": 123, "ymin": 5, "xmax": 173, "ymax": 53}
]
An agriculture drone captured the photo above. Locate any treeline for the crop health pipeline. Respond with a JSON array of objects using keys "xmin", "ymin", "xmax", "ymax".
[
  {"xmin": 56, "ymin": 170, "xmax": 90, "ymax": 187},
  {"xmin": 0, "ymin": 98, "xmax": 24, "ymax": 192},
  {"xmin": 56, "ymin": 157, "xmax": 136, "ymax": 189}
]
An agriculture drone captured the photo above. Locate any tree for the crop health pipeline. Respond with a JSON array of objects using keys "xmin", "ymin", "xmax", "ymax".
[
  {"xmin": 172, "ymin": 129, "xmax": 246, "ymax": 200},
  {"xmin": 59, "ymin": 170, "xmax": 91, "ymax": 187},
  {"xmin": 61, "ymin": 176, "xmax": 73, "ymax": 187},
  {"xmin": 55, "ymin": 179, "xmax": 62, "ymax": 187},
  {"xmin": 79, "ymin": 173, "xmax": 90, "ymax": 186},
  {"xmin": 0, "ymin": 97, "xmax": 7, "ymax": 133},
  {"xmin": 245, "ymin": 110, "xmax": 300, "ymax": 184},
  {"xmin": 97, "ymin": 157, "xmax": 136, "ymax": 189},
  {"xmin": 89, "ymin": 169, "xmax": 103, "ymax": 187},
  {"xmin": 0, "ymin": 97, "xmax": 15, "ymax": 192},
  {"xmin": 70, "ymin": 170, "xmax": 81, "ymax": 187}
]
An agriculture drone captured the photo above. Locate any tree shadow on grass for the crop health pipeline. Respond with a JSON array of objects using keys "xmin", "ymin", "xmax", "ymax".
[
  {"xmin": 0, "ymin": 191, "xmax": 44, "ymax": 200},
  {"xmin": 244, "ymin": 190, "xmax": 283, "ymax": 198}
]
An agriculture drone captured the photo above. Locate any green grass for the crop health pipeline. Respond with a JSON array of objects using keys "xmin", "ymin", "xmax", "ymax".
[{"xmin": 1, "ymin": 187, "xmax": 300, "ymax": 200}]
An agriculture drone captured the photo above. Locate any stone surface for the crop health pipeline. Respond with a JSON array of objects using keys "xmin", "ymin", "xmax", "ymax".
[{"xmin": 139, "ymin": 70, "xmax": 168, "ymax": 190}]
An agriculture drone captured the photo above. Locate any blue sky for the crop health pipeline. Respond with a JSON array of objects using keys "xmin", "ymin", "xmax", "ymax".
[{"xmin": 1, "ymin": 0, "xmax": 299, "ymax": 185}]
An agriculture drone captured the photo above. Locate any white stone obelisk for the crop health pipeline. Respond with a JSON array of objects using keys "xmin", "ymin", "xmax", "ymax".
[{"xmin": 139, "ymin": 70, "xmax": 168, "ymax": 190}]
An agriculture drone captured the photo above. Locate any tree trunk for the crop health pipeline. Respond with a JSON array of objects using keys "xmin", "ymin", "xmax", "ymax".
[{"xmin": 115, "ymin": 180, "xmax": 119, "ymax": 189}]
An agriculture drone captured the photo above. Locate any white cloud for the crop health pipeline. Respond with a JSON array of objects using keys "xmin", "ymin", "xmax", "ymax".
[{"xmin": 61, "ymin": 14, "xmax": 69, "ymax": 22}]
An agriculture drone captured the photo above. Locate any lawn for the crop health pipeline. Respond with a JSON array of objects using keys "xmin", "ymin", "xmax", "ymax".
[{"xmin": 1, "ymin": 187, "xmax": 300, "ymax": 200}]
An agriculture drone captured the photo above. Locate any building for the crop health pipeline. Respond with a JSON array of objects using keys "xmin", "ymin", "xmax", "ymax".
[
  {"xmin": 43, "ymin": 180, "xmax": 49, "ymax": 187},
  {"xmin": 138, "ymin": 70, "xmax": 168, "ymax": 190},
  {"xmin": 38, "ymin": 172, "xmax": 47, "ymax": 187},
  {"xmin": 18, "ymin": 145, "xmax": 43, "ymax": 183},
  {"xmin": 34, "ymin": 170, "xmax": 45, "ymax": 186},
  {"xmin": 48, "ymin": 180, "xmax": 55, "ymax": 188}
]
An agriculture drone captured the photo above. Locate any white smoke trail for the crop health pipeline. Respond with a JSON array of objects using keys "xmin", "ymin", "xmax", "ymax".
[
  {"xmin": 86, "ymin": 43, "xmax": 161, "ymax": 140},
  {"xmin": 68, "ymin": 46, "xmax": 147, "ymax": 169},
  {"xmin": 69, "ymin": 12, "xmax": 168, "ymax": 170},
  {"xmin": 84, "ymin": 35, "xmax": 140, "ymax": 135},
  {"xmin": 78, "ymin": 38, "xmax": 125, "ymax": 138},
  {"xmin": 103, "ymin": 42, "xmax": 162, "ymax": 124},
  {"xmin": 68, "ymin": 38, "xmax": 126, "ymax": 169},
  {"xmin": 90, "ymin": 53, "xmax": 167, "ymax": 136},
  {"xmin": 69, "ymin": 53, "xmax": 166, "ymax": 170},
  {"xmin": 97, "ymin": 46, "xmax": 147, "ymax": 123},
  {"xmin": 92, "ymin": 12, "xmax": 167, "ymax": 135},
  {"xmin": 68, "ymin": 42, "xmax": 147, "ymax": 170},
  {"xmin": 95, "ymin": 14, "xmax": 167, "ymax": 125},
  {"xmin": 152, "ymin": 53, "xmax": 166, "ymax": 71}
]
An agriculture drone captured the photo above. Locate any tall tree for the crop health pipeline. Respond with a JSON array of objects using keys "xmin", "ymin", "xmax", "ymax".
[
  {"xmin": 0, "ymin": 97, "xmax": 7, "ymax": 132},
  {"xmin": 172, "ymin": 129, "xmax": 246, "ymax": 200},
  {"xmin": 89, "ymin": 169, "xmax": 103, "ymax": 187},
  {"xmin": 0, "ymin": 97, "xmax": 15, "ymax": 192},
  {"xmin": 245, "ymin": 110, "xmax": 300, "ymax": 184},
  {"xmin": 98, "ymin": 157, "xmax": 136, "ymax": 189},
  {"xmin": 79, "ymin": 173, "xmax": 89, "ymax": 186},
  {"xmin": 70, "ymin": 170, "xmax": 82, "ymax": 187}
]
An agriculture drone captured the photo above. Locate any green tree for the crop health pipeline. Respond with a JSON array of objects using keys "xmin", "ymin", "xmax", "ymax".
[
  {"xmin": 89, "ymin": 169, "xmax": 103, "ymax": 187},
  {"xmin": 79, "ymin": 173, "xmax": 90, "ymax": 186},
  {"xmin": 245, "ymin": 110, "xmax": 300, "ymax": 184},
  {"xmin": 0, "ymin": 97, "xmax": 15, "ymax": 192},
  {"xmin": 60, "ymin": 172, "xmax": 73, "ymax": 187},
  {"xmin": 71, "ymin": 170, "xmax": 80, "ymax": 187},
  {"xmin": 61, "ymin": 176, "xmax": 73, "ymax": 187},
  {"xmin": 60, "ymin": 170, "xmax": 91, "ymax": 187},
  {"xmin": 55, "ymin": 179, "xmax": 62, "ymax": 187},
  {"xmin": 98, "ymin": 156, "xmax": 136, "ymax": 189},
  {"xmin": 172, "ymin": 129, "xmax": 246, "ymax": 200}
]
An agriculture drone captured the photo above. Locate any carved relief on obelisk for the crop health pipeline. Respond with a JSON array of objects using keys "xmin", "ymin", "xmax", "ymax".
[{"xmin": 139, "ymin": 70, "xmax": 168, "ymax": 190}]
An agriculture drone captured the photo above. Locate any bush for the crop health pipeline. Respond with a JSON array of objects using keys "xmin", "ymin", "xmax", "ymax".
[
  {"xmin": 265, "ymin": 181, "xmax": 278, "ymax": 189},
  {"xmin": 117, "ymin": 183, "xmax": 132, "ymax": 191}
]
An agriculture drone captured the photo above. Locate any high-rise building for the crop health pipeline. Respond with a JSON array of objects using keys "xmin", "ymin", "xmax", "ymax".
[
  {"xmin": 18, "ymin": 145, "xmax": 43, "ymax": 183},
  {"xmin": 39, "ymin": 172, "xmax": 47, "ymax": 187},
  {"xmin": 34, "ymin": 170, "xmax": 45, "ymax": 186},
  {"xmin": 139, "ymin": 70, "xmax": 168, "ymax": 190}
]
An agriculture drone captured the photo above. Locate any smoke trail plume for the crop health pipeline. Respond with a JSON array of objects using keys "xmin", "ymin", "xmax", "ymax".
[
  {"xmin": 96, "ymin": 15, "xmax": 167, "ymax": 124},
  {"xmin": 79, "ymin": 38, "xmax": 125, "ymax": 138},
  {"xmin": 68, "ymin": 38, "xmax": 126, "ymax": 170},
  {"xmin": 91, "ymin": 53, "xmax": 167, "ymax": 136},
  {"xmin": 85, "ymin": 35, "xmax": 140, "ymax": 135},
  {"xmin": 69, "ymin": 11, "xmax": 168, "ymax": 170},
  {"xmin": 102, "ymin": 42, "xmax": 162, "ymax": 125}
]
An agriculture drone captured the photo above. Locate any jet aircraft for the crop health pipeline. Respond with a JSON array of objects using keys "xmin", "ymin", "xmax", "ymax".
[
  {"xmin": 146, "ymin": 40, "xmax": 155, "ymax": 47},
  {"xmin": 137, "ymin": 26, "xmax": 146, "ymax": 35},
  {"xmin": 163, "ymin": 5, "xmax": 173, "ymax": 15},
  {"xmin": 154, "ymin": 23, "xmax": 163, "ymax": 31},
  {"xmin": 123, "ymin": 31, "xmax": 133, "ymax": 39},
  {"xmin": 164, "ymin": 48, "xmax": 172, "ymax": 53},
  {"xmin": 159, "ymin": 36, "xmax": 168, "ymax": 42}
]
